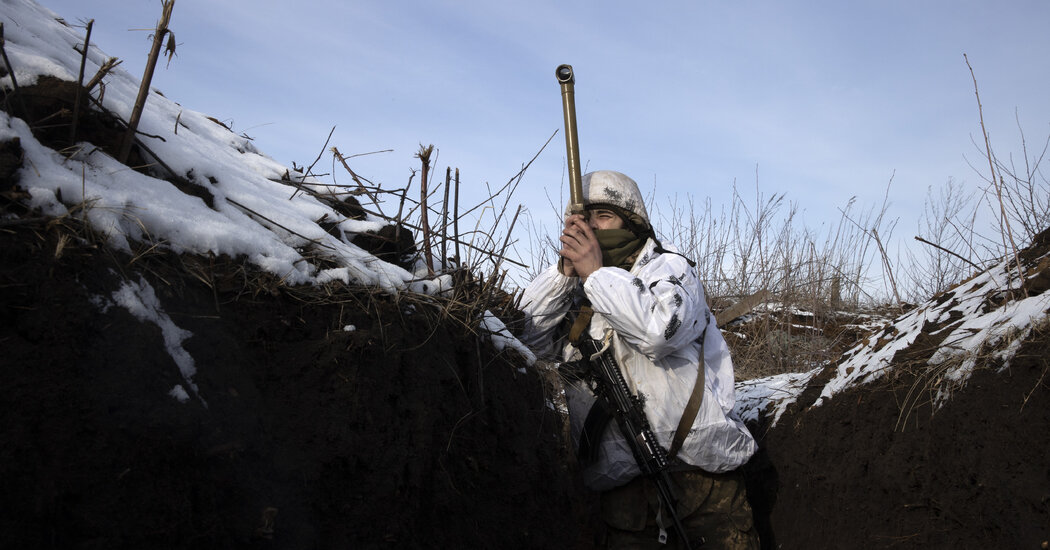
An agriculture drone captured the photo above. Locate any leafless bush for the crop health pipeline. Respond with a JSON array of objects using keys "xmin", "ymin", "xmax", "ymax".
[
  {"xmin": 905, "ymin": 60, "xmax": 1049, "ymax": 302},
  {"xmin": 904, "ymin": 178, "xmax": 978, "ymax": 300},
  {"xmin": 651, "ymin": 178, "xmax": 896, "ymax": 314},
  {"xmin": 992, "ymin": 123, "xmax": 1050, "ymax": 243},
  {"xmin": 963, "ymin": 119, "xmax": 1050, "ymax": 264}
]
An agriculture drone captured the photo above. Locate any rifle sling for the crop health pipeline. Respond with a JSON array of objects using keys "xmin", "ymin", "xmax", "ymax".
[
  {"xmin": 568, "ymin": 302, "xmax": 707, "ymax": 464},
  {"xmin": 667, "ymin": 338, "xmax": 704, "ymax": 460},
  {"xmin": 567, "ymin": 304, "xmax": 594, "ymax": 345}
]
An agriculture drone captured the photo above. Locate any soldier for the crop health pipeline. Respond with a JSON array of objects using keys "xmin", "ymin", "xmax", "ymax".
[{"xmin": 521, "ymin": 170, "xmax": 760, "ymax": 549}]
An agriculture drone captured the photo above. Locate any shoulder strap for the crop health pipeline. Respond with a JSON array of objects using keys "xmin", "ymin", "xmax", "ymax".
[
  {"xmin": 567, "ymin": 304, "xmax": 594, "ymax": 345},
  {"xmin": 667, "ymin": 332, "xmax": 706, "ymax": 460}
]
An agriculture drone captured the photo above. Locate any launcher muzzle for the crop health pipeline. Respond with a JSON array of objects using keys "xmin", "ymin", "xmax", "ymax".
[{"xmin": 556, "ymin": 64, "xmax": 585, "ymax": 216}]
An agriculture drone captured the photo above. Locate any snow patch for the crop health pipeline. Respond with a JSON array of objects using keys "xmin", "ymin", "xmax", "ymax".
[
  {"xmin": 110, "ymin": 277, "xmax": 207, "ymax": 407},
  {"xmin": 480, "ymin": 311, "xmax": 536, "ymax": 365},
  {"xmin": 169, "ymin": 385, "xmax": 190, "ymax": 403},
  {"xmin": 734, "ymin": 367, "xmax": 821, "ymax": 427}
]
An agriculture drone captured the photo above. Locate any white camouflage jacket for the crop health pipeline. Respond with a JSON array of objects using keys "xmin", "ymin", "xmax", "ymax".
[{"xmin": 521, "ymin": 238, "xmax": 757, "ymax": 491}]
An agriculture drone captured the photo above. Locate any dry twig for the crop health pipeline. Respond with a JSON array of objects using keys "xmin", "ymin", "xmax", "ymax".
[{"xmin": 914, "ymin": 236, "xmax": 981, "ymax": 271}]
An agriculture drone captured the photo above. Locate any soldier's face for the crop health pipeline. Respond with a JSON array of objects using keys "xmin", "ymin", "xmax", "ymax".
[{"xmin": 588, "ymin": 208, "xmax": 625, "ymax": 231}]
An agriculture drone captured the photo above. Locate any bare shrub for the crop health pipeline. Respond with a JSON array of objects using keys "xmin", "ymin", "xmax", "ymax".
[
  {"xmin": 653, "ymin": 178, "xmax": 896, "ymax": 313},
  {"xmin": 904, "ymin": 178, "xmax": 978, "ymax": 300}
]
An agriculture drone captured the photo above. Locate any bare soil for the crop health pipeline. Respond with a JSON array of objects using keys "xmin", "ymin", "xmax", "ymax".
[
  {"xmin": 0, "ymin": 218, "xmax": 598, "ymax": 549},
  {"xmin": 744, "ymin": 230, "xmax": 1050, "ymax": 549},
  {"xmin": 746, "ymin": 338, "xmax": 1050, "ymax": 549}
]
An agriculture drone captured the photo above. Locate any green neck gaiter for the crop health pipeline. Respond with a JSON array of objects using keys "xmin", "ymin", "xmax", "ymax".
[{"xmin": 595, "ymin": 229, "xmax": 647, "ymax": 270}]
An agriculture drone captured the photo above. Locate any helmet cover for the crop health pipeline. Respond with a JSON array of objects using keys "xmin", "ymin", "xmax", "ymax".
[{"xmin": 565, "ymin": 170, "xmax": 651, "ymax": 233}]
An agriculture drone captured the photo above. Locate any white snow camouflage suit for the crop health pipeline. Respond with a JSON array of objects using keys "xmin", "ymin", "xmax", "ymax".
[{"xmin": 520, "ymin": 170, "xmax": 756, "ymax": 491}]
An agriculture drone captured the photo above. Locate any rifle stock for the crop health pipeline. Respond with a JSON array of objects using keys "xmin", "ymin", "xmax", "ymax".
[{"xmin": 556, "ymin": 64, "xmax": 585, "ymax": 215}]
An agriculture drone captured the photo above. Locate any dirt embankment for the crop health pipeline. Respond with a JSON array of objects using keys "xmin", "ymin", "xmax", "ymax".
[
  {"xmin": 0, "ymin": 219, "xmax": 598, "ymax": 549},
  {"xmin": 743, "ymin": 228, "xmax": 1050, "ymax": 550},
  {"xmin": 3, "ymin": 202, "xmax": 1048, "ymax": 550},
  {"xmin": 748, "ymin": 341, "xmax": 1049, "ymax": 549},
  {"xmin": 1, "ymin": 72, "xmax": 600, "ymax": 549}
]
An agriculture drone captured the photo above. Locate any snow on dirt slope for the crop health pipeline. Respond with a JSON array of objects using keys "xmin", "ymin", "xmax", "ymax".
[
  {"xmin": 2, "ymin": 1, "xmax": 593, "ymax": 548},
  {"xmin": 1, "ymin": 0, "xmax": 438, "ymax": 292},
  {"xmin": 734, "ymin": 231, "xmax": 1050, "ymax": 428},
  {"xmin": 736, "ymin": 229, "xmax": 1050, "ymax": 549}
]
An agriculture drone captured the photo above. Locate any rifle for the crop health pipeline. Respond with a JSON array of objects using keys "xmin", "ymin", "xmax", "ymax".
[{"xmin": 577, "ymin": 330, "xmax": 696, "ymax": 549}]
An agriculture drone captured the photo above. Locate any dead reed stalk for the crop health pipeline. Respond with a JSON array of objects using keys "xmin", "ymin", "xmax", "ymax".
[
  {"xmin": 913, "ymin": 235, "xmax": 980, "ymax": 271},
  {"xmin": 119, "ymin": 0, "xmax": 176, "ymax": 164},
  {"xmin": 331, "ymin": 146, "xmax": 380, "ymax": 208},
  {"xmin": 290, "ymin": 126, "xmax": 335, "ymax": 200},
  {"xmin": 84, "ymin": 57, "xmax": 121, "ymax": 93}
]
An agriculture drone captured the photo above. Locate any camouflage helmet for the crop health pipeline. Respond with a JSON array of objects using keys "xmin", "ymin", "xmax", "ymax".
[{"xmin": 566, "ymin": 170, "xmax": 651, "ymax": 234}]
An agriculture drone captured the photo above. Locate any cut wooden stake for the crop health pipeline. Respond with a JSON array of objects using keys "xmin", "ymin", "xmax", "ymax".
[
  {"xmin": 454, "ymin": 168, "xmax": 461, "ymax": 266},
  {"xmin": 716, "ymin": 289, "xmax": 770, "ymax": 328},
  {"xmin": 70, "ymin": 19, "xmax": 94, "ymax": 145},
  {"xmin": 417, "ymin": 144, "xmax": 435, "ymax": 276},
  {"xmin": 0, "ymin": 23, "xmax": 30, "ymax": 121},
  {"xmin": 441, "ymin": 167, "xmax": 451, "ymax": 268}
]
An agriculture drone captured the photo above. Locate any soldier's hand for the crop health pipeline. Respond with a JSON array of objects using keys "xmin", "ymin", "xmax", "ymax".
[{"xmin": 560, "ymin": 214, "xmax": 602, "ymax": 280}]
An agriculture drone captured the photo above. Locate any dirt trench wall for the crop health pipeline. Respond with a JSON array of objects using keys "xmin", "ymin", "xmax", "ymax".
[
  {"xmin": 749, "ymin": 336, "xmax": 1050, "ymax": 549},
  {"xmin": 0, "ymin": 222, "xmax": 597, "ymax": 549}
]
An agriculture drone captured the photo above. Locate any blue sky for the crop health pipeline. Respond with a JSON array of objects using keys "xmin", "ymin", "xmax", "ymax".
[{"xmin": 36, "ymin": 0, "xmax": 1050, "ymax": 268}]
